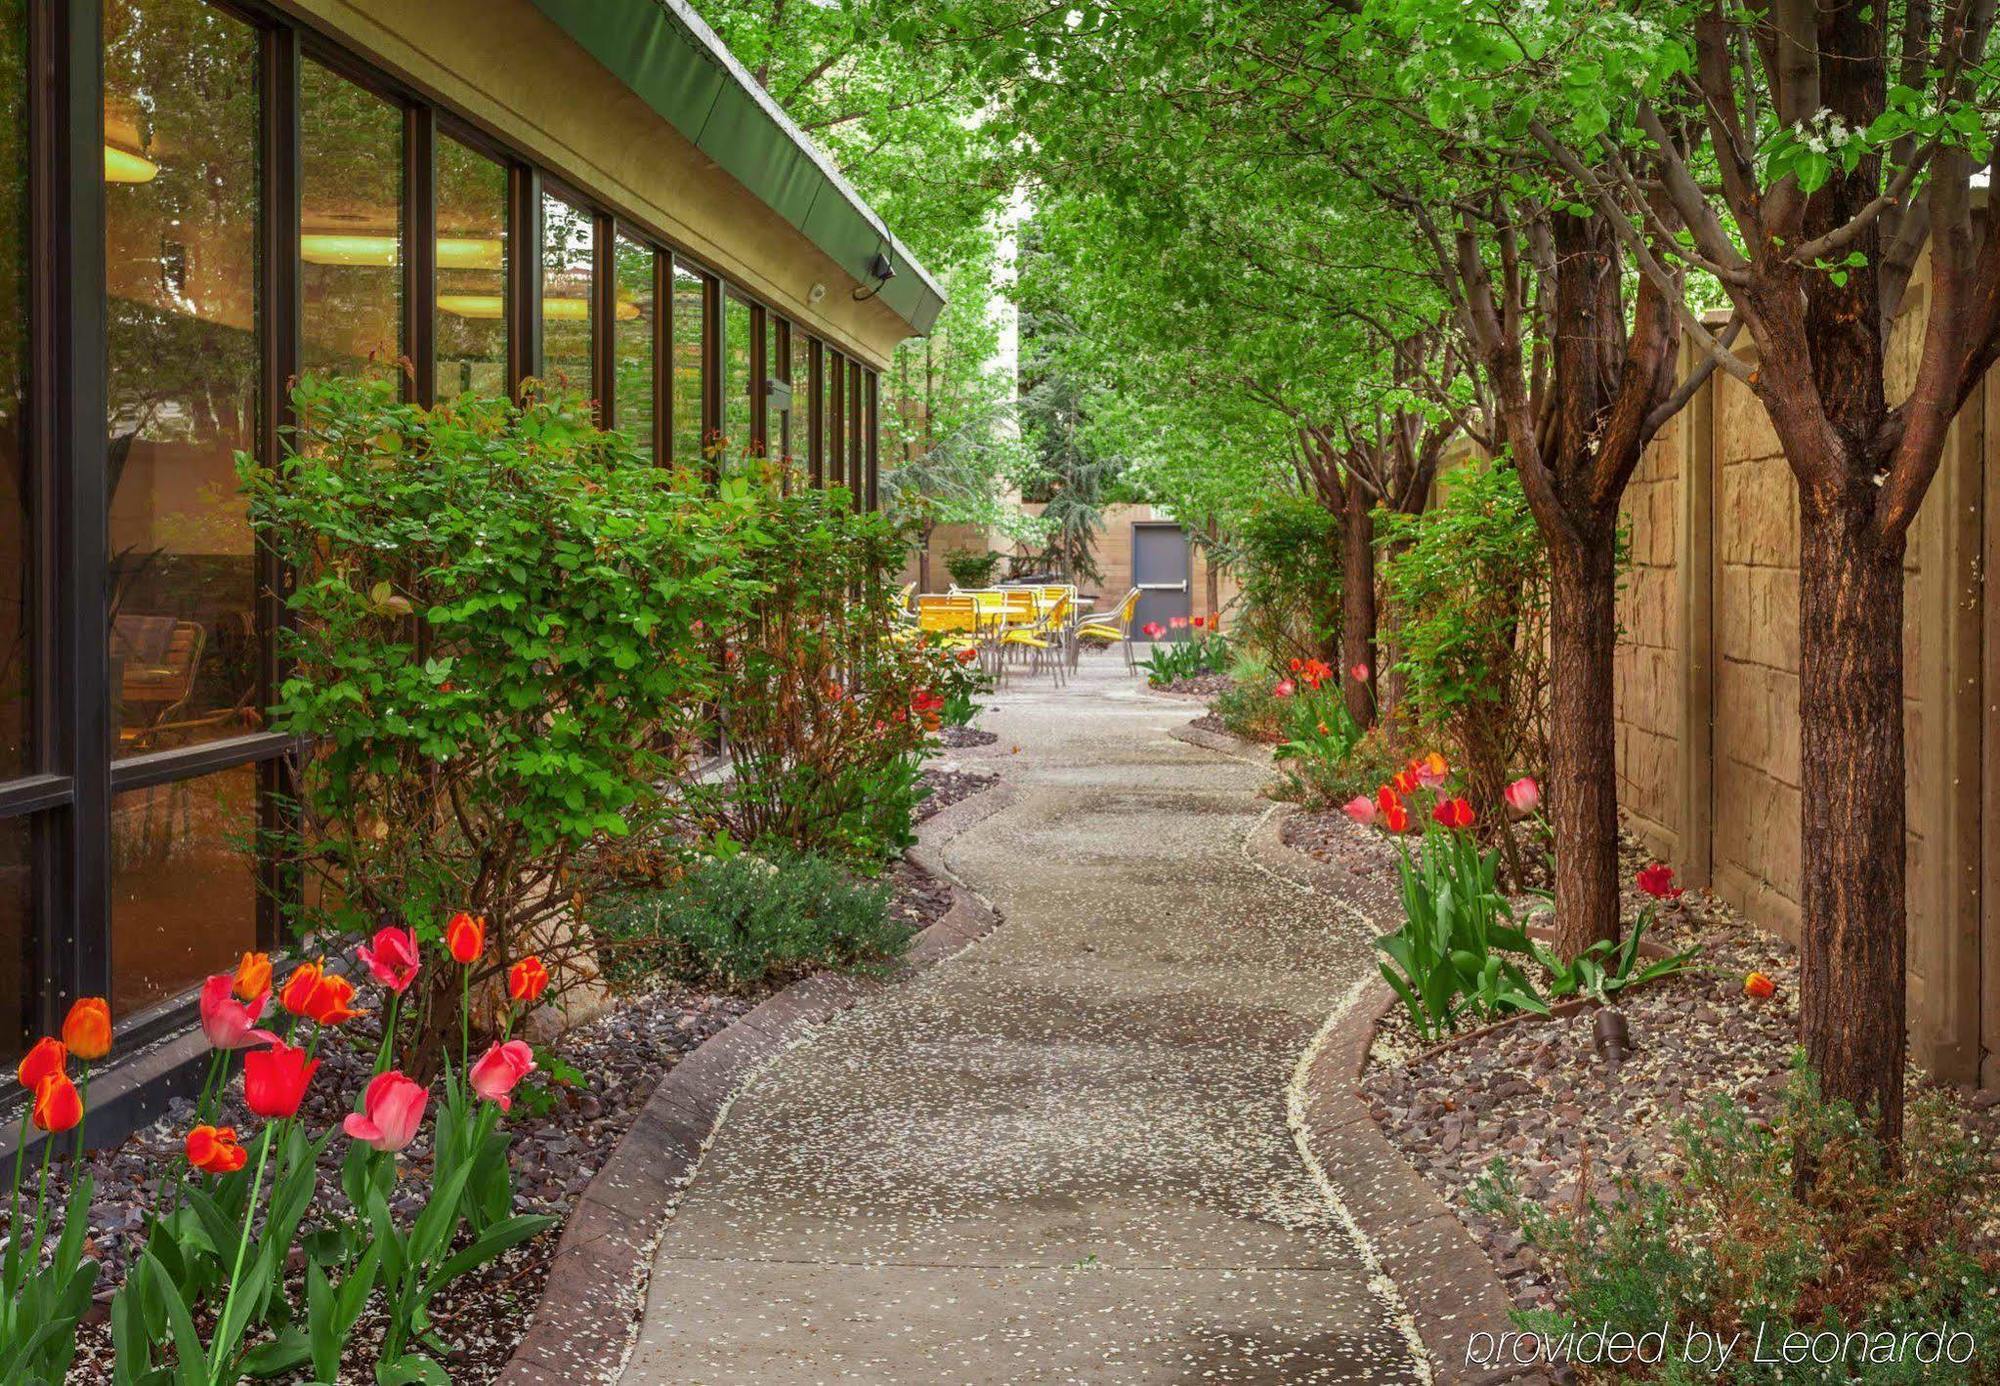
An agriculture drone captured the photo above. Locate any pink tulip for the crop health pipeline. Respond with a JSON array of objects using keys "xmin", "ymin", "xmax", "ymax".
[
  {"xmin": 343, "ymin": 1070, "xmax": 429, "ymax": 1152},
  {"xmin": 1504, "ymin": 776, "xmax": 1540, "ymax": 813},
  {"xmin": 357, "ymin": 926, "xmax": 421, "ymax": 994},
  {"xmin": 469, "ymin": 1039, "xmax": 536, "ymax": 1112},
  {"xmin": 1342, "ymin": 795, "xmax": 1377, "ymax": 826},
  {"xmin": 1350, "ymin": 663, "xmax": 1370, "ymax": 682},
  {"xmin": 199, "ymin": 973, "xmax": 278, "ymax": 1052},
  {"xmin": 1273, "ymin": 678, "xmax": 1296, "ymax": 698}
]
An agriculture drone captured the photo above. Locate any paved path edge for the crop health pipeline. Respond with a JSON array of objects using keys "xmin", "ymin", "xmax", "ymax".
[
  {"xmin": 494, "ymin": 780, "xmax": 1017, "ymax": 1386},
  {"xmin": 1242, "ymin": 804, "xmax": 1543, "ymax": 1386}
]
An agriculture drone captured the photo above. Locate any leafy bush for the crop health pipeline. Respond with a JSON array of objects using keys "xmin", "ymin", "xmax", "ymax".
[
  {"xmin": 1470, "ymin": 1061, "xmax": 2000, "ymax": 1383},
  {"xmin": 1213, "ymin": 653, "xmax": 1285, "ymax": 742},
  {"xmin": 1231, "ymin": 493, "xmax": 1342, "ymax": 666},
  {"xmin": 943, "ymin": 548, "xmax": 1003, "ymax": 587},
  {"xmin": 1271, "ymin": 661, "xmax": 1366, "ymax": 803},
  {"xmin": 932, "ymin": 640, "xmax": 993, "ymax": 726},
  {"xmin": 592, "ymin": 848, "xmax": 910, "ymax": 991},
  {"xmin": 1379, "ymin": 460, "xmax": 1549, "ymax": 815},
  {"xmin": 687, "ymin": 484, "xmax": 949, "ymax": 866},
  {"xmin": 244, "ymin": 372, "xmax": 752, "ymax": 1060},
  {"xmin": 1138, "ymin": 625, "xmax": 1231, "ymax": 684}
]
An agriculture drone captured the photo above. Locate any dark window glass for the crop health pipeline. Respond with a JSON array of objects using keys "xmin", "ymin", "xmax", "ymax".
[
  {"xmin": 110, "ymin": 762, "xmax": 257, "ymax": 1021},
  {"xmin": 0, "ymin": 0, "xmax": 28, "ymax": 778},
  {"xmin": 850, "ymin": 359, "xmax": 864, "ymax": 508},
  {"xmin": 541, "ymin": 193, "xmax": 592, "ymax": 399},
  {"xmin": 0, "ymin": 814, "xmax": 29, "ymax": 1067},
  {"xmin": 613, "ymin": 235, "xmax": 654, "ymax": 457},
  {"xmin": 300, "ymin": 60, "xmax": 402, "ymax": 377},
  {"xmin": 723, "ymin": 293, "xmax": 751, "ymax": 466},
  {"xmin": 787, "ymin": 330, "xmax": 808, "ymax": 469},
  {"xmin": 104, "ymin": 0, "xmax": 261, "ymax": 755},
  {"xmin": 435, "ymin": 136, "xmax": 508, "ymax": 401},
  {"xmin": 764, "ymin": 317, "xmax": 782, "ymax": 459},
  {"xmin": 671, "ymin": 261, "xmax": 704, "ymax": 465},
  {"xmin": 824, "ymin": 348, "xmax": 844, "ymax": 487}
]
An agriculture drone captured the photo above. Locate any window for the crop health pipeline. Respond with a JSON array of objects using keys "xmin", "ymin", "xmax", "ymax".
[
  {"xmin": 104, "ymin": 0, "xmax": 262, "ymax": 756},
  {"xmin": 300, "ymin": 60, "xmax": 403, "ymax": 378},
  {"xmin": 723, "ymin": 292, "xmax": 751, "ymax": 465},
  {"xmin": 788, "ymin": 329, "xmax": 809, "ymax": 472},
  {"xmin": 435, "ymin": 136, "xmax": 508, "ymax": 401},
  {"xmin": 110, "ymin": 764, "xmax": 257, "ymax": 1020},
  {"xmin": 850, "ymin": 357, "xmax": 865, "ymax": 505},
  {"xmin": 541, "ymin": 192, "xmax": 593, "ymax": 398},
  {"xmin": 613, "ymin": 235, "xmax": 655, "ymax": 457},
  {"xmin": 824, "ymin": 347, "xmax": 844, "ymax": 488},
  {"xmin": 765, "ymin": 316, "xmax": 783, "ymax": 460},
  {"xmin": 671, "ymin": 261, "xmax": 705, "ymax": 465},
  {"xmin": 0, "ymin": 816, "xmax": 29, "ymax": 1065}
]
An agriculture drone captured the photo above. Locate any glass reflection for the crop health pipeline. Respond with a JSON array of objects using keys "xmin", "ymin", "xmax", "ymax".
[
  {"xmin": 104, "ymin": 0, "xmax": 261, "ymax": 755},
  {"xmin": 671, "ymin": 262, "xmax": 705, "ymax": 465},
  {"xmin": 723, "ymin": 293, "xmax": 751, "ymax": 466},
  {"xmin": 436, "ymin": 136, "xmax": 509, "ymax": 401},
  {"xmin": 0, "ymin": 814, "xmax": 27, "ymax": 1067},
  {"xmin": 301, "ymin": 60, "xmax": 402, "ymax": 377},
  {"xmin": 788, "ymin": 330, "xmax": 809, "ymax": 471},
  {"xmin": 111, "ymin": 763, "xmax": 256, "ymax": 1020},
  {"xmin": 541, "ymin": 193, "xmax": 593, "ymax": 400},
  {"xmin": 613, "ymin": 235, "xmax": 655, "ymax": 457},
  {"xmin": 824, "ymin": 348, "xmax": 844, "ymax": 487}
]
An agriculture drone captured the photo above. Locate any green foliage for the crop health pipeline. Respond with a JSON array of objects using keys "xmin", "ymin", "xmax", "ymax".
[
  {"xmin": 1530, "ymin": 905, "xmax": 1700, "ymax": 1004},
  {"xmin": 1138, "ymin": 630, "xmax": 1232, "ymax": 685},
  {"xmin": 0, "ymin": 1167, "xmax": 97, "ymax": 1384},
  {"xmin": 244, "ymin": 371, "xmax": 749, "ymax": 965},
  {"xmin": 1377, "ymin": 809, "xmax": 1546, "ymax": 1041},
  {"xmin": 592, "ymin": 848, "xmax": 911, "ymax": 993},
  {"xmin": 1470, "ymin": 1061, "xmax": 2000, "ymax": 1384},
  {"xmin": 1379, "ymin": 460, "xmax": 1549, "ymax": 808},
  {"xmin": 943, "ymin": 549, "xmax": 1003, "ymax": 588},
  {"xmin": 1271, "ymin": 681, "xmax": 1366, "ymax": 803},
  {"xmin": 1212, "ymin": 654, "xmax": 1285, "ymax": 743},
  {"xmin": 1233, "ymin": 494, "xmax": 1344, "ymax": 666}
]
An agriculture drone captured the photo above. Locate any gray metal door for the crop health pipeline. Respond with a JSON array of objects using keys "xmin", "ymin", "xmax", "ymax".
[{"xmin": 1132, "ymin": 523, "xmax": 1191, "ymax": 636}]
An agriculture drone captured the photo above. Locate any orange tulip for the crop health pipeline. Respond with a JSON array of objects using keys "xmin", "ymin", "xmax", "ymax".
[
  {"xmin": 1744, "ymin": 972, "xmax": 1776, "ymax": 1000},
  {"xmin": 280, "ymin": 962, "xmax": 362, "ymax": 1027},
  {"xmin": 446, "ymin": 912, "xmax": 486, "ymax": 965},
  {"xmin": 508, "ymin": 955, "xmax": 551, "ymax": 1004},
  {"xmin": 31, "ymin": 1071, "xmax": 82, "ymax": 1133},
  {"xmin": 61, "ymin": 998, "xmax": 111, "ymax": 1062},
  {"xmin": 16, "ymin": 1036, "xmax": 64, "ymax": 1090},
  {"xmin": 186, "ymin": 1123, "xmax": 248, "ymax": 1174},
  {"xmin": 233, "ymin": 951, "xmax": 272, "ymax": 1003},
  {"xmin": 279, "ymin": 961, "xmax": 325, "ymax": 1019}
]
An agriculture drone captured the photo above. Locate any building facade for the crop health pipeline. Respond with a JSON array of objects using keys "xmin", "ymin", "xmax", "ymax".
[{"xmin": 0, "ymin": 0, "xmax": 938, "ymax": 1086}]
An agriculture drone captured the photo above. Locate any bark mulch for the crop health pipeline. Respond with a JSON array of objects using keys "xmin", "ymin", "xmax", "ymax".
[
  {"xmin": 50, "ymin": 852, "xmax": 969, "ymax": 1382},
  {"xmin": 916, "ymin": 763, "xmax": 999, "ymax": 822},
  {"xmin": 939, "ymin": 725, "xmax": 1000, "ymax": 750},
  {"xmin": 1155, "ymin": 671, "xmax": 1234, "ymax": 698}
]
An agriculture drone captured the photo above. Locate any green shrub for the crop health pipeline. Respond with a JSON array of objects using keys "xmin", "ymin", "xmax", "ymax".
[
  {"xmin": 1379, "ymin": 460, "xmax": 1549, "ymax": 814},
  {"xmin": 943, "ymin": 549, "xmax": 1003, "ymax": 587},
  {"xmin": 244, "ymin": 372, "xmax": 751, "ymax": 974},
  {"xmin": 1470, "ymin": 1060, "xmax": 2000, "ymax": 1383},
  {"xmin": 593, "ymin": 848, "xmax": 910, "ymax": 991},
  {"xmin": 1232, "ymin": 493, "xmax": 1342, "ymax": 666},
  {"xmin": 1213, "ymin": 653, "xmax": 1284, "ymax": 742}
]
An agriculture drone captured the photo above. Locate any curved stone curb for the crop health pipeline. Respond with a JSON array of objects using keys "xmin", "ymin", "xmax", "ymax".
[
  {"xmin": 1254, "ymin": 806, "xmax": 1547, "ymax": 1386},
  {"xmin": 494, "ymin": 781, "xmax": 1011, "ymax": 1385},
  {"xmin": 1168, "ymin": 719, "xmax": 1276, "ymax": 762}
]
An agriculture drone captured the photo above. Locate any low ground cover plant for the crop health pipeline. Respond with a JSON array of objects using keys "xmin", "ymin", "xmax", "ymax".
[
  {"xmin": 1470, "ymin": 1061, "xmax": 2000, "ymax": 1383},
  {"xmin": 1137, "ymin": 617, "xmax": 1229, "ymax": 684},
  {"xmin": 592, "ymin": 847, "xmax": 908, "ymax": 992}
]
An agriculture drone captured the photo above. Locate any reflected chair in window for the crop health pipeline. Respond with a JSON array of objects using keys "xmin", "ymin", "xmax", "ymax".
[{"xmin": 112, "ymin": 613, "xmax": 207, "ymax": 751}]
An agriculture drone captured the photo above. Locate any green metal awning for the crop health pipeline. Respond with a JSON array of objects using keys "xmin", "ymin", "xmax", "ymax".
[{"xmin": 528, "ymin": 0, "xmax": 946, "ymax": 336}]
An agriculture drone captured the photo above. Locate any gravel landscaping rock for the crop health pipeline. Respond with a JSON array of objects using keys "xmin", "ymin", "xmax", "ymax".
[
  {"xmin": 916, "ymin": 763, "xmax": 999, "ymax": 822},
  {"xmin": 939, "ymin": 724, "xmax": 999, "ymax": 749},
  {"xmin": 1155, "ymin": 670, "xmax": 1233, "ymax": 698}
]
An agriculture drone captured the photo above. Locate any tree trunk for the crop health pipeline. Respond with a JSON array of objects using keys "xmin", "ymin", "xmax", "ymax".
[
  {"xmin": 1341, "ymin": 485, "xmax": 1377, "ymax": 728},
  {"xmin": 1546, "ymin": 524, "xmax": 1621, "ymax": 959},
  {"xmin": 1796, "ymin": 482, "xmax": 1906, "ymax": 1143}
]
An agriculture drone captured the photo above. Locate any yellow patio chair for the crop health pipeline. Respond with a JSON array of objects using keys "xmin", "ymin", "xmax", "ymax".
[
  {"xmin": 1075, "ymin": 587, "xmax": 1142, "ymax": 673},
  {"xmin": 916, "ymin": 593, "xmax": 997, "ymax": 673},
  {"xmin": 997, "ymin": 591, "xmax": 1067, "ymax": 686}
]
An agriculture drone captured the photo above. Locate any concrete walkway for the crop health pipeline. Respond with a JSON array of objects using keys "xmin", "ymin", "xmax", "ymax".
[{"xmin": 622, "ymin": 656, "xmax": 1424, "ymax": 1383}]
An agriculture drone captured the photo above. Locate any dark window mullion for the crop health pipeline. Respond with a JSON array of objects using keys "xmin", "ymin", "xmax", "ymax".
[
  {"xmin": 651, "ymin": 248, "xmax": 669, "ymax": 463},
  {"xmin": 507, "ymin": 164, "xmax": 541, "ymax": 395},
  {"xmin": 405, "ymin": 103, "xmax": 436, "ymax": 408},
  {"xmin": 807, "ymin": 339, "xmax": 823, "ymax": 489}
]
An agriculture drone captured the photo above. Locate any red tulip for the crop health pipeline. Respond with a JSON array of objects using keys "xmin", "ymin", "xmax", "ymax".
[
  {"xmin": 469, "ymin": 1039, "xmax": 536, "ymax": 1112},
  {"xmin": 1636, "ymin": 863, "xmax": 1684, "ymax": 900},
  {"xmin": 1744, "ymin": 971, "xmax": 1776, "ymax": 1000},
  {"xmin": 186, "ymin": 1123, "xmax": 247, "ymax": 1174},
  {"xmin": 1432, "ymin": 797, "xmax": 1476, "ymax": 830},
  {"xmin": 1342, "ymin": 795, "xmax": 1377, "ymax": 827},
  {"xmin": 243, "ymin": 1040, "xmax": 318, "ymax": 1119},
  {"xmin": 1375, "ymin": 783, "xmax": 1402, "ymax": 814},
  {"xmin": 1383, "ymin": 802, "xmax": 1412, "ymax": 834},
  {"xmin": 445, "ymin": 912, "xmax": 485, "ymax": 965},
  {"xmin": 1503, "ymin": 777, "xmax": 1540, "ymax": 814},
  {"xmin": 200, "ymin": 974, "xmax": 277, "ymax": 1052},
  {"xmin": 343, "ymin": 1070, "xmax": 430, "ymax": 1152},
  {"xmin": 357, "ymin": 926, "xmax": 421, "ymax": 994},
  {"xmin": 1192, "ymin": 615, "xmax": 1205, "ymax": 628},
  {"xmin": 1289, "ymin": 658, "xmax": 1303, "ymax": 672},
  {"xmin": 17, "ymin": 1036, "xmax": 65, "ymax": 1090},
  {"xmin": 62, "ymin": 998, "xmax": 112, "ymax": 1062},
  {"xmin": 508, "ymin": 956, "xmax": 551, "ymax": 1004},
  {"xmin": 32, "ymin": 1072, "xmax": 82, "ymax": 1133}
]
